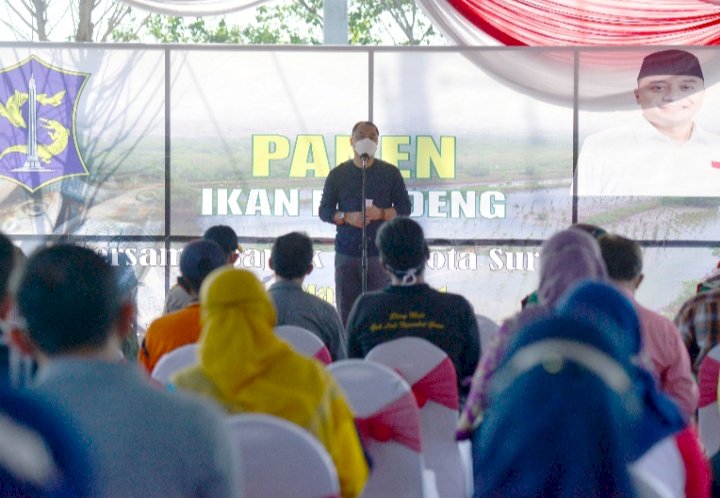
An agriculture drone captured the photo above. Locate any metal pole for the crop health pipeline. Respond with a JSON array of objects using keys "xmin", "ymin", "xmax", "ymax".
[{"xmin": 323, "ymin": 0, "xmax": 348, "ymax": 45}]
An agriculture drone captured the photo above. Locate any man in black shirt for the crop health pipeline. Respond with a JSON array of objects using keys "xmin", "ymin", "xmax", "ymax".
[
  {"xmin": 346, "ymin": 216, "xmax": 480, "ymax": 399},
  {"xmin": 319, "ymin": 121, "xmax": 411, "ymax": 325}
]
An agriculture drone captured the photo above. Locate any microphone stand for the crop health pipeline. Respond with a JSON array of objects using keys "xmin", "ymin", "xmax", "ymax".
[{"xmin": 360, "ymin": 154, "xmax": 368, "ymax": 294}]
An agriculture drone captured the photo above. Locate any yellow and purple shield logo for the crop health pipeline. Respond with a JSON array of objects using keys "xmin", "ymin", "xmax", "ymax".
[{"xmin": 0, "ymin": 55, "xmax": 89, "ymax": 192}]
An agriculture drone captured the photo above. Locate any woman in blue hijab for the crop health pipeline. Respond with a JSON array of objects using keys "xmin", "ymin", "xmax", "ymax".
[
  {"xmin": 472, "ymin": 314, "xmax": 637, "ymax": 497},
  {"xmin": 555, "ymin": 280, "xmax": 709, "ymax": 498}
]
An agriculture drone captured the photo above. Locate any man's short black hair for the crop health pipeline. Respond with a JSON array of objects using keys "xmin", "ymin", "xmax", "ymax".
[
  {"xmin": 599, "ymin": 234, "xmax": 643, "ymax": 282},
  {"xmin": 0, "ymin": 233, "xmax": 16, "ymax": 300},
  {"xmin": 376, "ymin": 217, "xmax": 429, "ymax": 274},
  {"xmin": 202, "ymin": 225, "xmax": 239, "ymax": 258},
  {"xmin": 271, "ymin": 232, "xmax": 313, "ymax": 280},
  {"xmin": 351, "ymin": 121, "xmax": 379, "ymax": 136},
  {"xmin": 17, "ymin": 245, "xmax": 122, "ymax": 355}
]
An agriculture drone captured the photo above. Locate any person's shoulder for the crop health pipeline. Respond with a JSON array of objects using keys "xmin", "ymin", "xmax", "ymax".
[
  {"xmin": 329, "ymin": 159, "xmax": 354, "ymax": 174},
  {"xmin": 374, "ymin": 158, "xmax": 402, "ymax": 172},
  {"xmin": 692, "ymin": 124, "xmax": 720, "ymax": 145},
  {"xmin": 581, "ymin": 122, "xmax": 640, "ymax": 148},
  {"xmin": 149, "ymin": 304, "xmax": 199, "ymax": 330}
]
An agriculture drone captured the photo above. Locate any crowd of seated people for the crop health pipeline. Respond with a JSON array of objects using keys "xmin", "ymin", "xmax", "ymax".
[{"xmin": 1, "ymin": 220, "xmax": 719, "ymax": 497}]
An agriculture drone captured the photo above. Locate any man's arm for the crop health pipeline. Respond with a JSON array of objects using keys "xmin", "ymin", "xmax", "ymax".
[
  {"xmin": 389, "ymin": 168, "xmax": 411, "ymax": 216},
  {"xmin": 318, "ymin": 170, "xmax": 341, "ymax": 224},
  {"xmin": 659, "ymin": 321, "xmax": 699, "ymax": 420},
  {"xmin": 345, "ymin": 302, "xmax": 364, "ymax": 358},
  {"xmin": 461, "ymin": 301, "xmax": 481, "ymax": 384}
]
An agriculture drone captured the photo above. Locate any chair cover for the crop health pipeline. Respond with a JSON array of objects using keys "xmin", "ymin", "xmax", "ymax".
[
  {"xmin": 327, "ymin": 359, "xmax": 430, "ymax": 498},
  {"xmin": 475, "ymin": 314, "xmax": 499, "ymax": 352},
  {"xmin": 274, "ymin": 325, "xmax": 332, "ymax": 365},
  {"xmin": 226, "ymin": 413, "xmax": 340, "ymax": 498},
  {"xmin": 150, "ymin": 343, "xmax": 198, "ymax": 385},
  {"xmin": 366, "ymin": 337, "xmax": 470, "ymax": 498}
]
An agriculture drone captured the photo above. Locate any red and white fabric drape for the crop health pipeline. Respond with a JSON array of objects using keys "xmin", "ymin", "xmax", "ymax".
[
  {"xmin": 416, "ymin": 0, "xmax": 720, "ymax": 46},
  {"xmin": 416, "ymin": 0, "xmax": 720, "ymax": 108}
]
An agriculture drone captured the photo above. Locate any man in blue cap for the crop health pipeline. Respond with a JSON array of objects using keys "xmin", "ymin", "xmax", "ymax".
[{"xmin": 577, "ymin": 49, "xmax": 720, "ymax": 197}]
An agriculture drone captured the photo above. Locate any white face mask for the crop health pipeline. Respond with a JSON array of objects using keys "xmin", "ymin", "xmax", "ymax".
[{"xmin": 354, "ymin": 138, "xmax": 377, "ymax": 159}]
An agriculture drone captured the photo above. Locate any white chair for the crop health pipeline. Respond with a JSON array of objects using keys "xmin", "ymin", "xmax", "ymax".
[
  {"xmin": 327, "ymin": 359, "xmax": 435, "ymax": 498},
  {"xmin": 475, "ymin": 313, "xmax": 499, "ymax": 352},
  {"xmin": 150, "ymin": 343, "xmax": 198, "ymax": 385},
  {"xmin": 366, "ymin": 337, "xmax": 470, "ymax": 498},
  {"xmin": 698, "ymin": 344, "xmax": 720, "ymax": 457},
  {"xmin": 226, "ymin": 413, "xmax": 340, "ymax": 498},
  {"xmin": 274, "ymin": 325, "xmax": 332, "ymax": 365}
]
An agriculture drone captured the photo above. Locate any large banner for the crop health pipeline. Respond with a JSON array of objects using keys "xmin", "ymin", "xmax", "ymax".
[{"xmin": 0, "ymin": 44, "xmax": 718, "ymax": 335}]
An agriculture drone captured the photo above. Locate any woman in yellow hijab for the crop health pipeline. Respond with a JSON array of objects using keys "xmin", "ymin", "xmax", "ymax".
[{"xmin": 172, "ymin": 267, "xmax": 368, "ymax": 498}]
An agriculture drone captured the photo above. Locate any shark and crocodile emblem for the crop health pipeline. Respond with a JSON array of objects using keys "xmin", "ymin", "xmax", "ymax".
[{"xmin": 0, "ymin": 56, "xmax": 90, "ymax": 192}]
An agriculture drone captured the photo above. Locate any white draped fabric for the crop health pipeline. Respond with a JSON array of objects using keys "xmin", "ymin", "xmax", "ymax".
[
  {"xmin": 415, "ymin": 0, "xmax": 720, "ymax": 108},
  {"xmin": 120, "ymin": 0, "xmax": 271, "ymax": 16}
]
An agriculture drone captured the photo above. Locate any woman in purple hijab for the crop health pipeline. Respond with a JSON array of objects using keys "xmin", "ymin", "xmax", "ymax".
[{"xmin": 456, "ymin": 227, "xmax": 608, "ymax": 439}]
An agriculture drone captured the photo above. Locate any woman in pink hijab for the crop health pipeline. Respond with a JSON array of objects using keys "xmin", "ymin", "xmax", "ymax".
[{"xmin": 456, "ymin": 227, "xmax": 608, "ymax": 439}]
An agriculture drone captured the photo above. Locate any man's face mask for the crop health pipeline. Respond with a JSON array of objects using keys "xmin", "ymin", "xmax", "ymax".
[{"xmin": 354, "ymin": 138, "xmax": 377, "ymax": 159}]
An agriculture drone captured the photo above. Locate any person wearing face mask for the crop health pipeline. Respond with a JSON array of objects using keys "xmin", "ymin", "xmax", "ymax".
[
  {"xmin": 345, "ymin": 217, "xmax": 480, "ymax": 401},
  {"xmin": 576, "ymin": 49, "xmax": 720, "ymax": 197},
  {"xmin": 319, "ymin": 121, "xmax": 411, "ymax": 325}
]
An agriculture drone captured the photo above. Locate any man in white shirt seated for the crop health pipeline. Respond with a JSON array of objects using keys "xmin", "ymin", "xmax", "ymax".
[{"xmin": 577, "ymin": 49, "xmax": 720, "ymax": 197}]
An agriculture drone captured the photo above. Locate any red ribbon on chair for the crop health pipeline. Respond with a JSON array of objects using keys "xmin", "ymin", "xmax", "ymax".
[
  {"xmin": 355, "ymin": 391, "xmax": 422, "ymax": 453},
  {"xmin": 313, "ymin": 347, "xmax": 332, "ymax": 365},
  {"xmin": 410, "ymin": 357, "xmax": 459, "ymax": 410}
]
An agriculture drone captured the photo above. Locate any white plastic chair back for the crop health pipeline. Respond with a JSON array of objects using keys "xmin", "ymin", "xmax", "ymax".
[
  {"xmin": 475, "ymin": 314, "xmax": 499, "ymax": 351},
  {"xmin": 274, "ymin": 325, "xmax": 332, "ymax": 364},
  {"xmin": 630, "ymin": 466, "xmax": 675, "ymax": 498},
  {"xmin": 366, "ymin": 337, "xmax": 469, "ymax": 498},
  {"xmin": 150, "ymin": 343, "xmax": 198, "ymax": 384},
  {"xmin": 698, "ymin": 344, "xmax": 720, "ymax": 457},
  {"xmin": 327, "ymin": 359, "xmax": 428, "ymax": 498},
  {"xmin": 226, "ymin": 413, "xmax": 340, "ymax": 498}
]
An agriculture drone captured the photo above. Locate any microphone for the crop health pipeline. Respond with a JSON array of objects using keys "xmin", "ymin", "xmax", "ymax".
[{"xmin": 360, "ymin": 153, "xmax": 370, "ymax": 161}]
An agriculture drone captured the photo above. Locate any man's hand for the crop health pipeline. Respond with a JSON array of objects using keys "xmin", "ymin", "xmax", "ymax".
[
  {"xmin": 345, "ymin": 211, "xmax": 367, "ymax": 227},
  {"xmin": 365, "ymin": 205, "xmax": 384, "ymax": 222}
]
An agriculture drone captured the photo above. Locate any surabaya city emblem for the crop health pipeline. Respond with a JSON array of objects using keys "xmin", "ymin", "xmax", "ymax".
[{"xmin": 0, "ymin": 55, "xmax": 89, "ymax": 192}]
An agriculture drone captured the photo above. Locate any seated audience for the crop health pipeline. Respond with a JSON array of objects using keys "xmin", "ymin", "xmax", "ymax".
[
  {"xmin": 345, "ymin": 216, "xmax": 480, "ymax": 400},
  {"xmin": 268, "ymin": 231, "xmax": 346, "ymax": 360},
  {"xmin": 0, "ymin": 385, "xmax": 93, "ymax": 497},
  {"xmin": 0, "ymin": 235, "xmax": 34, "ymax": 388},
  {"xmin": 599, "ymin": 233, "xmax": 698, "ymax": 419},
  {"xmin": 472, "ymin": 314, "xmax": 637, "ymax": 497},
  {"xmin": 520, "ymin": 222, "xmax": 607, "ymax": 308},
  {"xmin": 139, "ymin": 239, "xmax": 226, "ymax": 373},
  {"xmin": 164, "ymin": 225, "xmax": 242, "ymax": 314},
  {"xmin": 104, "ymin": 252, "xmax": 140, "ymax": 361},
  {"xmin": 457, "ymin": 227, "xmax": 607, "ymax": 439},
  {"xmin": 172, "ymin": 267, "xmax": 368, "ymax": 498},
  {"xmin": 557, "ymin": 281, "xmax": 710, "ymax": 498},
  {"xmin": 675, "ymin": 286, "xmax": 720, "ymax": 375},
  {"xmin": 17, "ymin": 245, "xmax": 240, "ymax": 497}
]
